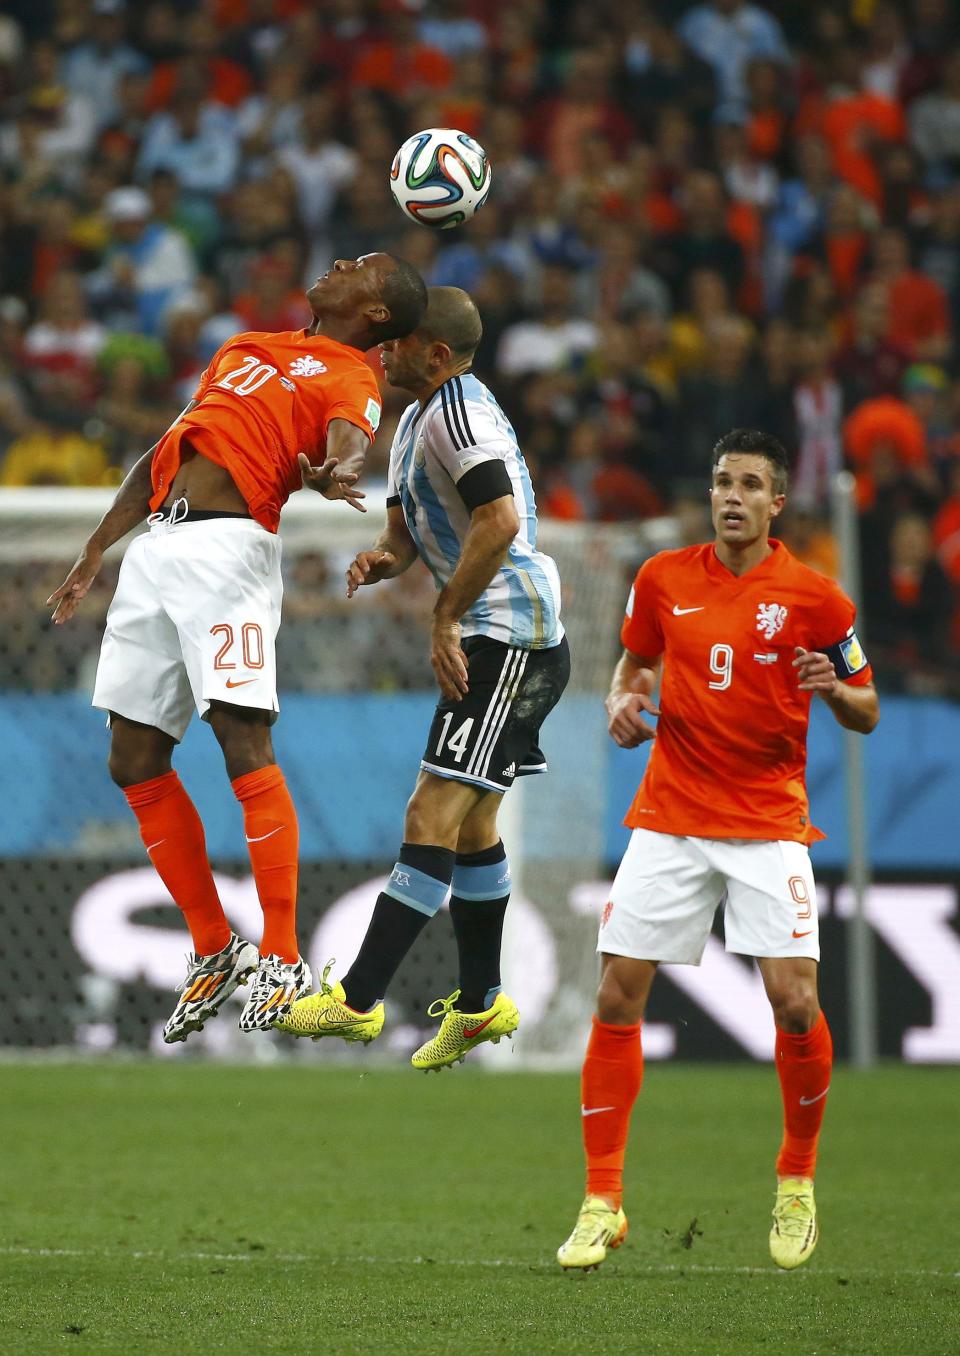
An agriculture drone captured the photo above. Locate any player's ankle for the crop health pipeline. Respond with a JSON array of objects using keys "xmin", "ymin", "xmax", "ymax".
[{"xmin": 588, "ymin": 1191, "xmax": 622, "ymax": 1210}]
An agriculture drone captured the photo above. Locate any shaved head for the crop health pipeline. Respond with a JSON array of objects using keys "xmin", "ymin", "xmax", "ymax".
[{"xmin": 419, "ymin": 286, "xmax": 483, "ymax": 358}]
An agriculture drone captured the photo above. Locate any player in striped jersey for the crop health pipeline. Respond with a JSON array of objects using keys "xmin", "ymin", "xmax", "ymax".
[{"xmin": 279, "ymin": 287, "xmax": 570, "ymax": 1067}]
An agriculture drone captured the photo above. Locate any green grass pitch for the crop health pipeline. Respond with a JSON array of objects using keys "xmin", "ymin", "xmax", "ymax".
[{"xmin": 0, "ymin": 1061, "xmax": 955, "ymax": 1355}]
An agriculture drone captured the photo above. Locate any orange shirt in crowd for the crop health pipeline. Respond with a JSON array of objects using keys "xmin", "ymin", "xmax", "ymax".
[
  {"xmin": 884, "ymin": 272, "xmax": 950, "ymax": 355},
  {"xmin": 797, "ymin": 90, "xmax": 905, "ymax": 206},
  {"xmin": 843, "ymin": 394, "xmax": 928, "ymax": 506},
  {"xmin": 150, "ymin": 329, "xmax": 382, "ymax": 532},
  {"xmin": 351, "ymin": 42, "xmax": 453, "ymax": 96},
  {"xmin": 620, "ymin": 540, "xmax": 873, "ymax": 845},
  {"xmin": 149, "ymin": 57, "xmax": 252, "ymax": 110},
  {"xmin": 933, "ymin": 497, "xmax": 960, "ymax": 581}
]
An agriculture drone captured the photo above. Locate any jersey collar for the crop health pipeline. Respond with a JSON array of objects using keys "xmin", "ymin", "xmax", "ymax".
[{"xmin": 705, "ymin": 536, "xmax": 785, "ymax": 582}]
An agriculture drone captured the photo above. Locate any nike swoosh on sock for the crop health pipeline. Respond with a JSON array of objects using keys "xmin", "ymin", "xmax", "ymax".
[{"xmin": 245, "ymin": 826, "xmax": 284, "ymax": 843}]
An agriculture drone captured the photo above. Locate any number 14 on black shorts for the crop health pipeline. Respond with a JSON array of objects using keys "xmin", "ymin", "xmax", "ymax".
[{"xmin": 420, "ymin": 635, "xmax": 570, "ymax": 793}]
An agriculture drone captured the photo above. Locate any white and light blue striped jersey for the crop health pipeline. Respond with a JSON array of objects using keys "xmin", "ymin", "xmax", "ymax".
[{"xmin": 386, "ymin": 373, "xmax": 563, "ymax": 649}]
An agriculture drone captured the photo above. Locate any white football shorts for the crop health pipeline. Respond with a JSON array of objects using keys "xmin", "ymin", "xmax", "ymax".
[
  {"xmin": 93, "ymin": 515, "xmax": 282, "ymax": 741},
  {"xmin": 598, "ymin": 828, "xmax": 820, "ymax": 964}
]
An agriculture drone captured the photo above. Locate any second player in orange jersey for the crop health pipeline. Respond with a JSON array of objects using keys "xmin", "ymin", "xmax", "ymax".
[
  {"xmin": 620, "ymin": 533, "xmax": 871, "ymax": 845},
  {"xmin": 557, "ymin": 428, "xmax": 879, "ymax": 1276},
  {"xmin": 48, "ymin": 253, "xmax": 428, "ymax": 1043}
]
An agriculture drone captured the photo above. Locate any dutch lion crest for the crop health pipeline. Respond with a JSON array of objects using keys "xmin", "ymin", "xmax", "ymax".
[
  {"xmin": 289, "ymin": 355, "xmax": 327, "ymax": 377},
  {"xmin": 756, "ymin": 602, "xmax": 788, "ymax": 640}
]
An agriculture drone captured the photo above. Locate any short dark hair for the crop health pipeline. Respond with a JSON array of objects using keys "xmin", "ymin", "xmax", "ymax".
[
  {"xmin": 420, "ymin": 286, "xmax": 483, "ymax": 357},
  {"xmin": 711, "ymin": 427, "xmax": 789, "ymax": 495},
  {"xmin": 375, "ymin": 255, "xmax": 428, "ymax": 341}
]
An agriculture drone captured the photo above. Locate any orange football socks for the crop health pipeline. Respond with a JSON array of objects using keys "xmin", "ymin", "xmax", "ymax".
[
  {"xmin": 774, "ymin": 1010, "xmax": 833, "ymax": 1179},
  {"xmin": 232, "ymin": 765, "xmax": 299, "ymax": 963},
  {"xmin": 581, "ymin": 1016, "xmax": 644, "ymax": 1207},
  {"xmin": 123, "ymin": 771, "xmax": 231, "ymax": 957}
]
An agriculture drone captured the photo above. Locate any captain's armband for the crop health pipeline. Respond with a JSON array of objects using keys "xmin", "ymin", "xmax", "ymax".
[{"xmin": 822, "ymin": 627, "xmax": 869, "ymax": 679}]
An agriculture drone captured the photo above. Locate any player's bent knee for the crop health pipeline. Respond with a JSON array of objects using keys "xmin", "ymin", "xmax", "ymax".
[
  {"xmin": 208, "ymin": 702, "xmax": 275, "ymax": 780},
  {"xmin": 596, "ymin": 965, "xmax": 651, "ymax": 1025},
  {"xmin": 403, "ymin": 778, "xmax": 473, "ymax": 845},
  {"xmin": 771, "ymin": 988, "xmax": 820, "ymax": 1033},
  {"xmin": 107, "ymin": 718, "xmax": 173, "ymax": 788}
]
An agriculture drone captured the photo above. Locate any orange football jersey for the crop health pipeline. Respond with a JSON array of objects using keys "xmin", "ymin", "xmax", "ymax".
[
  {"xmin": 620, "ymin": 540, "xmax": 873, "ymax": 845},
  {"xmin": 150, "ymin": 330, "xmax": 382, "ymax": 532}
]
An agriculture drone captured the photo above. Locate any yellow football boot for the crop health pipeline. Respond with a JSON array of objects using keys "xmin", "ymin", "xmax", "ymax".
[
  {"xmin": 275, "ymin": 960, "xmax": 384, "ymax": 1044},
  {"xmin": 410, "ymin": 989, "xmax": 519, "ymax": 1070},
  {"xmin": 769, "ymin": 1178, "xmax": 818, "ymax": 1269},
  {"xmin": 557, "ymin": 1196, "xmax": 629, "ymax": 1271}
]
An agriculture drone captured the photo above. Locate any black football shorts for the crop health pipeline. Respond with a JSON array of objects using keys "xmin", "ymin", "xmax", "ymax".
[{"xmin": 420, "ymin": 635, "xmax": 571, "ymax": 792}]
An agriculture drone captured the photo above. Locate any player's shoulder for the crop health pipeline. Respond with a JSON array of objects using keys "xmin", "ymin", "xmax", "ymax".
[
  {"xmin": 637, "ymin": 543, "xmax": 712, "ymax": 582},
  {"xmin": 215, "ymin": 329, "xmax": 261, "ymax": 353},
  {"xmin": 775, "ymin": 543, "xmax": 850, "ymax": 605},
  {"xmin": 422, "ymin": 373, "xmax": 506, "ymax": 442}
]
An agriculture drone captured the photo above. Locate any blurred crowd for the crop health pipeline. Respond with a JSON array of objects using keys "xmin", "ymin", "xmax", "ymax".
[{"xmin": 1, "ymin": 0, "xmax": 960, "ymax": 694}]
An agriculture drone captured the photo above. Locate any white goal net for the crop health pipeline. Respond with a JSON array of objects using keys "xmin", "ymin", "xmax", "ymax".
[{"xmin": 0, "ymin": 487, "xmax": 668, "ymax": 1065}]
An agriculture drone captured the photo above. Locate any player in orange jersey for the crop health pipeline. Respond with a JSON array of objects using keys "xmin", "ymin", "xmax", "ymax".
[
  {"xmin": 557, "ymin": 428, "xmax": 879, "ymax": 1274},
  {"xmin": 47, "ymin": 253, "xmax": 427, "ymax": 1043}
]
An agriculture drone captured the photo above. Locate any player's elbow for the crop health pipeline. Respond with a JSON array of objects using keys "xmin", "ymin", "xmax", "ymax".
[
  {"xmin": 860, "ymin": 689, "xmax": 880, "ymax": 734},
  {"xmin": 496, "ymin": 498, "xmax": 520, "ymax": 545},
  {"xmin": 847, "ymin": 700, "xmax": 879, "ymax": 734},
  {"xmin": 474, "ymin": 496, "xmax": 519, "ymax": 549}
]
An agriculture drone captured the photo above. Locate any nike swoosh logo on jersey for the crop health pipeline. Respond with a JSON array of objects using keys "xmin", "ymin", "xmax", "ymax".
[
  {"xmin": 245, "ymin": 826, "xmax": 284, "ymax": 843},
  {"xmin": 799, "ymin": 1086, "xmax": 830, "ymax": 1106},
  {"xmin": 225, "ymin": 677, "xmax": 256, "ymax": 688},
  {"xmin": 581, "ymin": 1105, "xmax": 616, "ymax": 1117},
  {"xmin": 672, "ymin": 605, "xmax": 704, "ymax": 615},
  {"xmin": 792, "ymin": 928, "xmax": 813, "ymax": 938},
  {"xmin": 145, "ymin": 839, "xmax": 166, "ymax": 852},
  {"xmin": 463, "ymin": 1014, "xmax": 498, "ymax": 1039}
]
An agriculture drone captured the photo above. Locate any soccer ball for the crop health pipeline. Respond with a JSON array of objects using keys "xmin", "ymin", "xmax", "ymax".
[{"xmin": 389, "ymin": 128, "xmax": 491, "ymax": 229}]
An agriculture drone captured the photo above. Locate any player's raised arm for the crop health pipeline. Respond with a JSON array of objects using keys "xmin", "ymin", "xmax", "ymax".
[
  {"xmin": 346, "ymin": 505, "xmax": 418, "ymax": 597},
  {"xmin": 47, "ymin": 398, "xmax": 203, "ymax": 623},
  {"xmin": 605, "ymin": 649, "xmax": 662, "ymax": 747},
  {"xmin": 431, "ymin": 491, "xmax": 520, "ymax": 700},
  {"xmin": 298, "ymin": 418, "xmax": 371, "ymax": 512}
]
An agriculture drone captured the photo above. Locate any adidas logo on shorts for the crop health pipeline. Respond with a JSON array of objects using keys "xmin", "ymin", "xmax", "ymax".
[{"xmin": 501, "ymin": 762, "xmax": 516, "ymax": 779}]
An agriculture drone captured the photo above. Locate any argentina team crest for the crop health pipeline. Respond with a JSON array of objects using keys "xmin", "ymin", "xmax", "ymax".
[{"xmin": 756, "ymin": 602, "xmax": 788, "ymax": 640}]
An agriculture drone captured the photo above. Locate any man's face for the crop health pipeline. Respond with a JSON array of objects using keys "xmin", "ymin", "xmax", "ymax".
[
  {"xmin": 710, "ymin": 453, "xmax": 784, "ymax": 546},
  {"xmin": 379, "ymin": 330, "xmax": 433, "ymax": 391},
  {"xmin": 306, "ymin": 253, "xmax": 395, "ymax": 321}
]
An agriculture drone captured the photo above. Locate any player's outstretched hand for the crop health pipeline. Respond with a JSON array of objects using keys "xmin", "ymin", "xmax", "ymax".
[
  {"xmin": 346, "ymin": 549, "xmax": 399, "ymax": 597},
  {"xmin": 431, "ymin": 619, "xmax": 469, "ymax": 702},
  {"xmin": 46, "ymin": 545, "xmax": 103, "ymax": 625},
  {"xmin": 793, "ymin": 646, "xmax": 838, "ymax": 695},
  {"xmin": 607, "ymin": 691, "xmax": 660, "ymax": 747},
  {"xmin": 299, "ymin": 453, "xmax": 367, "ymax": 512}
]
